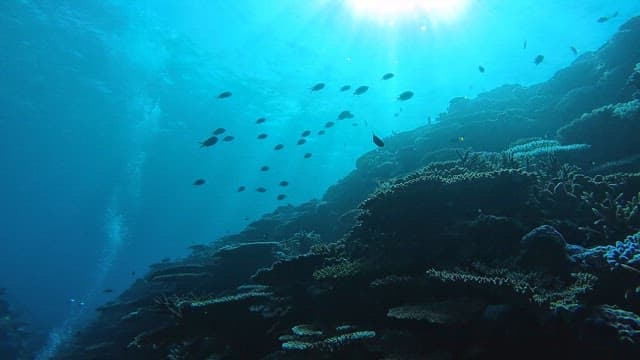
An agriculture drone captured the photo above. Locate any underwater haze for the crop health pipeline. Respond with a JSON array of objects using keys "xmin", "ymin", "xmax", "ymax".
[{"xmin": 1, "ymin": 0, "xmax": 640, "ymax": 358}]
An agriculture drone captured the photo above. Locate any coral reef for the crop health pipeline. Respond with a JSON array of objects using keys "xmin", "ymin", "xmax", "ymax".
[{"xmin": 55, "ymin": 16, "xmax": 640, "ymax": 359}]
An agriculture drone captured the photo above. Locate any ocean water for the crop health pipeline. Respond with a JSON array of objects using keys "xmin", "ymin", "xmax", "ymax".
[{"xmin": 1, "ymin": 0, "xmax": 640, "ymax": 358}]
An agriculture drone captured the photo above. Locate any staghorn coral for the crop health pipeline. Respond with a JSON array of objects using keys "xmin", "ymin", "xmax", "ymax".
[
  {"xmin": 595, "ymin": 305, "xmax": 640, "ymax": 344},
  {"xmin": 280, "ymin": 231, "xmax": 322, "ymax": 257}
]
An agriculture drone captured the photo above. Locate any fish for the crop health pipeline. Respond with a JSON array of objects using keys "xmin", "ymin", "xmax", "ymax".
[
  {"xmin": 372, "ymin": 133, "xmax": 384, "ymax": 147},
  {"xmin": 257, "ymin": 133, "xmax": 268, "ymax": 139},
  {"xmin": 237, "ymin": 186, "xmax": 246, "ymax": 192},
  {"xmin": 279, "ymin": 181, "xmax": 289, "ymax": 187},
  {"xmin": 318, "ymin": 130, "xmax": 326, "ymax": 135},
  {"xmin": 277, "ymin": 194, "xmax": 286, "ymax": 201},
  {"xmin": 222, "ymin": 135, "xmax": 234, "ymax": 142},
  {"xmin": 340, "ymin": 85, "xmax": 351, "ymax": 92},
  {"xmin": 381, "ymin": 72, "xmax": 394, "ymax": 80},
  {"xmin": 450, "ymin": 136, "xmax": 465, "ymax": 143},
  {"xmin": 274, "ymin": 144, "xmax": 284, "ymax": 150},
  {"xmin": 131, "ymin": 271, "xmax": 136, "ymax": 277},
  {"xmin": 304, "ymin": 153, "xmax": 312, "ymax": 159},
  {"xmin": 297, "ymin": 138, "xmax": 307, "ymax": 145},
  {"xmin": 478, "ymin": 65, "xmax": 485, "ymax": 73},
  {"xmin": 523, "ymin": 40, "xmax": 527, "ymax": 49},
  {"xmin": 311, "ymin": 83, "xmax": 325, "ymax": 91},
  {"xmin": 354, "ymin": 85, "xmax": 369, "ymax": 95},
  {"xmin": 213, "ymin": 128, "xmax": 226, "ymax": 135},
  {"xmin": 324, "ymin": 121, "xmax": 335, "ymax": 128},
  {"xmin": 193, "ymin": 179, "xmax": 206, "ymax": 186},
  {"xmin": 534, "ymin": 55, "xmax": 544, "ymax": 65},
  {"xmin": 428, "ymin": 116, "xmax": 432, "ymax": 125},
  {"xmin": 597, "ymin": 11, "xmax": 618, "ymax": 23},
  {"xmin": 256, "ymin": 187, "xmax": 267, "ymax": 193},
  {"xmin": 301, "ymin": 130, "xmax": 311, "ymax": 137},
  {"xmin": 200, "ymin": 136, "xmax": 218, "ymax": 147},
  {"xmin": 338, "ymin": 110, "xmax": 354, "ymax": 120},
  {"xmin": 217, "ymin": 91, "xmax": 232, "ymax": 99},
  {"xmin": 397, "ymin": 91, "xmax": 414, "ymax": 101},
  {"xmin": 103, "ymin": 289, "xmax": 113, "ymax": 293},
  {"xmin": 256, "ymin": 117, "xmax": 266, "ymax": 124},
  {"xmin": 570, "ymin": 46, "xmax": 578, "ymax": 55},
  {"xmin": 260, "ymin": 166, "xmax": 270, "ymax": 172}
]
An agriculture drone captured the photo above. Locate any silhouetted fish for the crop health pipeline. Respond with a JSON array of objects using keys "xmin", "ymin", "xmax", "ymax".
[
  {"xmin": 338, "ymin": 110, "xmax": 354, "ymax": 120},
  {"xmin": 450, "ymin": 136, "xmax": 465, "ymax": 144},
  {"xmin": 340, "ymin": 85, "xmax": 351, "ymax": 92},
  {"xmin": 354, "ymin": 85, "xmax": 369, "ymax": 95},
  {"xmin": 597, "ymin": 11, "xmax": 618, "ymax": 23},
  {"xmin": 213, "ymin": 128, "xmax": 226, "ymax": 135},
  {"xmin": 382, "ymin": 72, "xmax": 394, "ymax": 80},
  {"xmin": 478, "ymin": 65, "xmax": 485, "ymax": 73},
  {"xmin": 301, "ymin": 130, "xmax": 311, "ymax": 137},
  {"xmin": 534, "ymin": 55, "xmax": 544, "ymax": 65},
  {"xmin": 223, "ymin": 135, "xmax": 234, "ymax": 142},
  {"xmin": 277, "ymin": 194, "xmax": 286, "ymax": 201},
  {"xmin": 397, "ymin": 91, "xmax": 414, "ymax": 101},
  {"xmin": 311, "ymin": 83, "xmax": 325, "ymax": 91},
  {"xmin": 325, "ymin": 121, "xmax": 335, "ymax": 128},
  {"xmin": 256, "ymin": 117, "xmax": 266, "ymax": 124},
  {"xmin": 200, "ymin": 136, "xmax": 218, "ymax": 147},
  {"xmin": 257, "ymin": 133, "xmax": 268, "ymax": 139},
  {"xmin": 279, "ymin": 181, "xmax": 289, "ymax": 187},
  {"xmin": 103, "ymin": 289, "xmax": 113, "ymax": 293},
  {"xmin": 318, "ymin": 130, "xmax": 326, "ymax": 135},
  {"xmin": 297, "ymin": 138, "xmax": 307, "ymax": 145},
  {"xmin": 372, "ymin": 133, "xmax": 384, "ymax": 147},
  {"xmin": 193, "ymin": 179, "xmax": 206, "ymax": 186},
  {"xmin": 274, "ymin": 144, "xmax": 284, "ymax": 150},
  {"xmin": 261, "ymin": 166, "xmax": 270, "ymax": 172},
  {"xmin": 523, "ymin": 40, "xmax": 527, "ymax": 49},
  {"xmin": 570, "ymin": 46, "xmax": 578, "ymax": 55},
  {"xmin": 304, "ymin": 153, "xmax": 312, "ymax": 159},
  {"xmin": 217, "ymin": 91, "xmax": 232, "ymax": 99},
  {"xmin": 237, "ymin": 186, "xmax": 246, "ymax": 192},
  {"xmin": 256, "ymin": 187, "xmax": 267, "ymax": 193}
]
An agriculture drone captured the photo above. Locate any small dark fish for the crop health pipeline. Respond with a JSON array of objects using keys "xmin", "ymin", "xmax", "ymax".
[
  {"xmin": 103, "ymin": 289, "xmax": 113, "ymax": 293},
  {"xmin": 597, "ymin": 12, "xmax": 618, "ymax": 23},
  {"xmin": 317, "ymin": 130, "xmax": 326, "ymax": 135},
  {"xmin": 478, "ymin": 65, "xmax": 485, "ymax": 73},
  {"xmin": 311, "ymin": 83, "xmax": 325, "ymax": 91},
  {"xmin": 428, "ymin": 116, "xmax": 432, "ymax": 125},
  {"xmin": 222, "ymin": 135, "xmax": 234, "ymax": 142},
  {"xmin": 523, "ymin": 40, "xmax": 527, "ymax": 49},
  {"xmin": 257, "ymin": 133, "xmax": 268, "ymax": 139},
  {"xmin": 381, "ymin": 72, "xmax": 394, "ymax": 80},
  {"xmin": 193, "ymin": 179, "xmax": 206, "ymax": 186},
  {"xmin": 256, "ymin": 187, "xmax": 267, "ymax": 193},
  {"xmin": 274, "ymin": 144, "xmax": 284, "ymax": 150},
  {"xmin": 324, "ymin": 121, "xmax": 335, "ymax": 128},
  {"xmin": 279, "ymin": 181, "xmax": 289, "ymax": 187},
  {"xmin": 304, "ymin": 153, "xmax": 312, "ymax": 159},
  {"xmin": 450, "ymin": 136, "xmax": 465, "ymax": 143},
  {"xmin": 570, "ymin": 46, "xmax": 578, "ymax": 55},
  {"xmin": 297, "ymin": 138, "xmax": 307, "ymax": 145},
  {"xmin": 397, "ymin": 91, "xmax": 414, "ymax": 101},
  {"xmin": 534, "ymin": 54, "xmax": 544, "ymax": 65},
  {"xmin": 354, "ymin": 85, "xmax": 369, "ymax": 95},
  {"xmin": 260, "ymin": 166, "xmax": 270, "ymax": 172},
  {"xmin": 256, "ymin": 117, "xmax": 266, "ymax": 124},
  {"xmin": 237, "ymin": 186, "xmax": 246, "ymax": 192},
  {"xmin": 372, "ymin": 133, "xmax": 384, "ymax": 147},
  {"xmin": 131, "ymin": 271, "xmax": 136, "ymax": 277},
  {"xmin": 277, "ymin": 194, "xmax": 286, "ymax": 201},
  {"xmin": 213, "ymin": 128, "xmax": 226, "ymax": 135},
  {"xmin": 338, "ymin": 110, "xmax": 354, "ymax": 120},
  {"xmin": 217, "ymin": 91, "xmax": 232, "ymax": 99},
  {"xmin": 394, "ymin": 113, "xmax": 399, "ymax": 117},
  {"xmin": 352, "ymin": 123, "xmax": 358, "ymax": 126},
  {"xmin": 200, "ymin": 136, "xmax": 218, "ymax": 147},
  {"xmin": 340, "ymin": 85, "xmax": 351, "ymax": 92},
  {"xmin": 301, "ymin": 130, "xmax": 311, "ymax": 137}
]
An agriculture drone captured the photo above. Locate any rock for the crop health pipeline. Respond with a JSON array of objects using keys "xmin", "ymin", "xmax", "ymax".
[{"xmin": 519, "ymin": 225, "xmax": 571, "ymax": 274}]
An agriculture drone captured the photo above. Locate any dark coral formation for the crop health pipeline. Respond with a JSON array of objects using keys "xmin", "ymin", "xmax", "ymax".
[
  {"xmin": 56, "ymin": 17, "xmax": 640, "ymax": 359},
  {"xmin": 0, "ymin": 289, "xmax": 31, "ymax": 359}
]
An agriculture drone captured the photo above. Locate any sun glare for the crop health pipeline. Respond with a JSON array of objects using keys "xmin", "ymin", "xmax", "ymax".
[{"xmin": 347, "ymin": 0, "xmax": 470, "ymax": 25}]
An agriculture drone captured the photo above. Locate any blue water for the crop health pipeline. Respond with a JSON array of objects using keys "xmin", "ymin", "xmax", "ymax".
[{"xmin": 1, "ymin": 0, "xmax": 639, "ymax": 356}]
